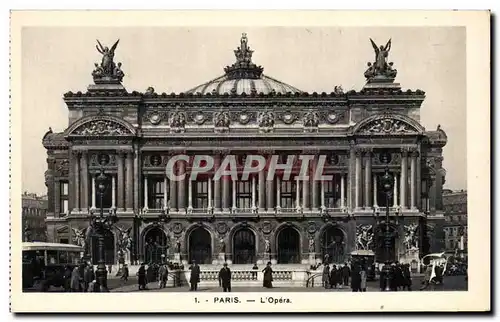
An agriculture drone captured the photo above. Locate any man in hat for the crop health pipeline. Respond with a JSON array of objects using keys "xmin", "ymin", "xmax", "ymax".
[
  {"xmin": 137, "ymin": 263, "xmax": 147, "ymax": 290},
  {"xmin": 190, "ymin": 260, "xmax": 201, "ymax": 291},
  {"xmin": 218, "ymin": 263, "xmax": 232, "ymax": 292}
]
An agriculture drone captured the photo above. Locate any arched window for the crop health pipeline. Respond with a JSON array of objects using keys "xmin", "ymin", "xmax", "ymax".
[
  {"xmin": 277, "ymin": 227, "xmax": 300, "ymax": 264},
  {"xmin": 232, "ymin": 228, "xmax": 256, "ymax": 264},
  {"xmin": 188, "ymin": 227, "xmax": 212, "ymax": 264},
  {"xmin": 144, "ymin": 227, "xmax": 168, "ymax": 264},
  {"xmin": 321, "ymin": 226, "xmax": 346, "ymax": 264}
]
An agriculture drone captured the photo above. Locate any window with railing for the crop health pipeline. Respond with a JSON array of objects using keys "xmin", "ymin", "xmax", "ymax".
[
  {"xmin": 324, "ymin": 176, "xmax": 341, "ymax": 208},
  {"xmin": 280, "ymin": 180, "xmax": 295, "ymax": 209},
  {"xmin": 93, "ymin": 176, "xmax": 112, "ymax": 209},
  {"xmin": 60, "ymin": 181, "xmax": 69, "ymax": 215},
  {"xmin": 194, "ymin": 180, "xmax": 209, "ymax": 209},
  {"xmin": 148, "ymin": 176, "xmax": 166, "ymax": 209},
  {"xmin": 237, "ymin": 180, "xmax": 251, "ymax": 209}
]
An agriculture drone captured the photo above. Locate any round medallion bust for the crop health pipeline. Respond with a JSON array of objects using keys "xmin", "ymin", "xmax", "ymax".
[{"xmin": 148, "ymin": 111, "xmax": 162, "ymax": 125}]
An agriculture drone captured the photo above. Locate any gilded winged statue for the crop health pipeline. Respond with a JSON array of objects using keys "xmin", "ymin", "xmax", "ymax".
[{"xmin": 95, "ymin": 39, "xmax": 120, "ymax": 74}]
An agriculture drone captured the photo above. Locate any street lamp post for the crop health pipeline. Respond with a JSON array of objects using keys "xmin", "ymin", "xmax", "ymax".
[
  {"xmin": 90, "ymin": 162, "xmax": 118, "ymax": 292},
  {"xmin": 380, "ymin": 166, "xmax": 394, "ymax": 292}
]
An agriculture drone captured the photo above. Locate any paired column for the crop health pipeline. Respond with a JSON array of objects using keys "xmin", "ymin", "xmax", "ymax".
[
  {"xmin": 266, "ymin": 174, "xmax": 274, "ymax": 211},
  {"xmin": 177, "ymin": 160, "xmax": 186, "ymax": 212},
  {"xmin": 207, "ymin": 177, "xmax": 213, "ymax": 210},
  {"xmin": 295, "ymin": 177, "xmax": 301, "ymax": 210},
  {"xmin": 231, "ymin": 178, "xmax": 237, "ymax": 211},
  {"xmin": 143, "ymin": 176, "xmax": 149, "ymax": 211},
  {"xmin": 111, "ymin": 175, "xmax": 116, "ymax": 209},
  {"xmin": 410, "ymin": 150, "xmax": 418, "ymax": 209},
  {"xmin": 117, "ymin": 151, "xmax": 125, "ymax": 210},
  {"xmin": 169, "ymin": 162, "xmax": 178, "ymax": 211},
  {"xmin": 258, "ymin": 169, "xmax": 266, "ymax": 212},
  {"xmin": 340, "ymin": 173, "xmax": 345, "ymax": 208},
  {"xmin": 163, "ymin": 177, "xmax": 169, "ymax": 210},
  {"xmin": 276, "ymin": 177, "xmax": 281, "ymax": 211},
  {"xmin": 400, "ymin": 149, "xmax": 408, "ymax": 209},
  {"xmin": 214, "ymin": 154, "xmax": 222, "ymax": 212},
  {"xmin": 354, "ymin": 150, "xmax": 362, "ymax": 209},
  {"xmin": 91, "ymin": 175, "xmax": 96, "ymax": 210},
  {"xmin": 80, "ymin": 151, "xmax": 89, "ymax": 212},
  {"xmin": 311, "ymin": 157, "xmax": 319, "ymax": 210},
  {"xmin": 222, "ymin": 174, "xmax": 230, "ymax": 212},
  {"xmin": 74, "ymin": 151, "xmax": 81, "ymax": 211},
  {"xmin": 373, "ymin": 175, "xmax": 378, "ymax": 208},
  {"xmin": 126, "ymin": 152, "xmax": 134, "ymax": 210},
  {"xmin": 364, "ymin": 150, "xmax": 372, "ymax": 209},
  {"xmin": 251, "ymin": 176, "xmax": 256, "ymax": 210},
  {"xmin": 392, "ymin": 175, "xmax": 398, "ymax": 208},
  {"xmin": 188, "ymin": 178, "xmax": 193, "ymax": 212},
  {"xmin": 320, "ymin": 179, "xmax": 325, "ymax": 210}
]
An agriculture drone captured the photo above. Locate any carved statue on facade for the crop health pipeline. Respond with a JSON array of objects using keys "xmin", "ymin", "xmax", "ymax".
[
  {"xmin": 92, "ymin": 39, "xmax": 124, "ymax": 82},
  {"xmin": 404, "ymin": 223, "xmax": 419, "ymax": 251},
  {"xmin": 116, "ymin": 226, "xmax": 133, "ymax": 252},
  {"xmin": 175, "ymin": 238, "xmax": 181, "ymax": 253},
  {"xmin": 264, "ymin": 238, "xmax": 270, "ymax": 253},
  {"xmin": 75, "ymin": 120, "xmax": 128, "ymax": 136},
  {"xmin": 308, "ymin": 238, "xmax": 315, "ymax": 253},
  {"xmin": 303, "ymin": 111, "xmax": 320, "ymax": 132},
  {"xmin": 219, "ymin": 238, "xmax": 226, "ymax": 253},
  {"xmin": 334, "ymin": 85, "xmax": 344, "ymax": 95},
  {"xmin": 361, "ymin": 118, "xmax": 413, "ymax": 135},
  {"xmin": 364, "ymin": 38, "xmax": 397, "ymax": 80},
  {"xmin": 72, "ymin": 228, "xmax": 87, "ymax": 249},
  {"xmin": 214, "ymin": 111, "xmax": 230, "ymax": 133},
  {"xmin": 169, "ymin": 112, "xmax": 186, "ymax": 133},
  {"xmin": 355, "ymin": 224, "xmax": 374, "ymax": 250},
  {"xmin": 258, "ymin": 111, "xmax": 275, "ymax": 133}
]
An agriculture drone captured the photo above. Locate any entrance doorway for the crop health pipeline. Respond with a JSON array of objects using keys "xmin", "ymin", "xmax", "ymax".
[
  {"xmin": 375, "ymin": 225, "xmax": 397, "ymax": 263},
  {"xmin": 232, "ymin": 228, "xmax": 256, "ymax": 264},
  {"xmin": 321, "ymin": 226, "xmax": 346, "ymax": 264},
  {"xmin": 144, "ymin": 226, "xmax": 169, "ymax": 264},
  {"xmin": 277, "ymin": 227, "xmax": 300, "ymax": 264},
  {"xmin": 188, "ymin": 227, "xmax": 212, "ymax": 264}
]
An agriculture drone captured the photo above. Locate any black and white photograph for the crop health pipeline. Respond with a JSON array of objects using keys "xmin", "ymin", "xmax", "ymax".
[{"xmin": 9, "ymin": 10, "xmax": 490, "ymax": 312}]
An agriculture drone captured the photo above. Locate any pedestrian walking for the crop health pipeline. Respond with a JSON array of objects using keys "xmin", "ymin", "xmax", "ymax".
[
  {"xmin": 137, "ymin": 263, "xmax": 147, "ymax": 290},
  {"xmin": 190, "ymin": 260, "xmax": 201, "ymax": 291},
  {"xmin": 402, "ymin": 264, "xmax": 412, "ymax": 291},
  {"xmin": 70, "ymin": 266, "xmax": 81, "ymax": 292},
  {"xmin": 158, "ymin": 264, "xmax": 168, "ymax": 288},
  {"xmin": 359, "ymin": 267, "xmax": 367, "ymax": 292},
  {"xmin": 121, "ymin": 264, "xmax": 129, "ymax": 283},
  {"xmin": 322, "ymin": 264, "xmax": 330, "ymax": 289},
  {"xmin": 262, "ymin": 262, "xmax": 273, "ymax": 288},
  {"xmin": 342, "ymin": 262, "xmax": 350, "ymax": 287},
  {"xmin": 329, "ymin": 265, "xmax": 339, "ymax": 289},
  {"xmin": 218, "ymin": 263, "xmax": 232, "ymax": 292},
  {"xmin": 351, "ymin": 263, "xmax": 361, "ymax": 292}
]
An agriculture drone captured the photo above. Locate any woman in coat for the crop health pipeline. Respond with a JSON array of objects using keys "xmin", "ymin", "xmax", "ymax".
[
  {"xmin": 322, "ymin": 264, "xmax": 330, "ymax": 289},
  {"xmin": 359, "ymin": 268, "xmax": 367, "ymax": 292},
  {"xmin": 329, "ymin": 265, "xmax": 338, "ymax": 289},
  {"xmin": 262, "ymin": 262, "xmax": 273, "ymax": 288},
  {"xmin": 70, "ymin": 266, "xmax": 81, "ymax": 292},
  {"xmin": 137, "ymin": 263, "xmax": 147, "ymax": 290},
  {"xmin": 350, "ymin": 264, "xmax": 361, "ymax": 292}
]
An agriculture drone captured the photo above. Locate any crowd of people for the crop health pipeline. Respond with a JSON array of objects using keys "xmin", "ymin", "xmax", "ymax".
[
  {"xmin": 321, "ymin": 262, "xmax": 368, "ymax": 291},
  {"xmin": 62, "ymin": 261, "xmax": 99, "ymax": 292}
]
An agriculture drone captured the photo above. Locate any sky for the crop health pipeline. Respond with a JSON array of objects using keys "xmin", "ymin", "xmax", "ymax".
[{"xmin": 21, "ymin": 27, "xmax": 466, "ymax": 195}]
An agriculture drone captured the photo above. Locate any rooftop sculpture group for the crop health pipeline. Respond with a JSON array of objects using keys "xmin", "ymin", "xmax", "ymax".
[
  {"xmin": 364, "ymin": 38, "xmax": 398, "ymax": 81},
  {"xmin": 92, "ymin": 39, "xmax": 124, "ymax": 83}
]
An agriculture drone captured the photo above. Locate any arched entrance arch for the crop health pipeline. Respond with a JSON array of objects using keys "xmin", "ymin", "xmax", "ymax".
[
  {"xmin": 91, "ymin": 229, "xmax": 115, "ymax": 265},
  {"xmin": 143, "ymin": 226, "xmax": 169, "ymax": 264},
  {"xmin": 276, "ymin": 226, "xmax": 301, "ymax": 264},
  {"xmin": 374, "ymin": 224, "xmax": 398, "ymax": 263},
  {"xmin": 232, "ymin": 228, "xmax": 256, "ymax": 264},
  {"xmin": 320, "ymin": 225, "xmax": 346, "ymax": 264},
  {"xmin": 188, "ymin": 226, "xmax": 212, "ymax": 264}
]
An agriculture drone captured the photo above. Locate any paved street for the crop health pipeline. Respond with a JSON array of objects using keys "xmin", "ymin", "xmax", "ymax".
[{"xmin": 110, "ymin": 275, "xmax": 468, "ymax": 293}]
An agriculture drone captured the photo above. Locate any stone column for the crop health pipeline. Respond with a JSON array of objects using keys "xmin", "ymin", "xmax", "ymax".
[
  {"xmin": 163, "ymin": 176, "xmax": 168, "ymax": 210},
  {"xmin": 410, "ymin": 151, "xmax": 418, "ymax": 209},
  {"xmin": 400, "ymin": 149, "xmax": 408, "ymax": 209},
  {"xmin": 188, "ymin": 178, "xmax": 193, "ymax": 212},
  {"xmin": 266, "ymin": 174, "xmax": 274, "ymax": 211},
  {"xmin": 295, "ymin": 177, "xmax": 301, "ymax": 210},
  {"xmin": 74, "ymin": 151, "xmax": 80, "ymax": 211},
  {"xmin": 320, "ymin": 179, "xmax": 325, "ymax": 209},
  {"xmin": 347, "ymin": 145, "xmax": 356, "ymax": 209},
  {"xmin": 373, "ymin": 174, "xmax": 378, "ymax": 208},
  {"xmin": 251, "ymin": 176, "xmax": 256, "ymax": 210},
  {"xmin": 340, "ymin": 173, "xmax": 345, "ymax": 208},
  {"xmin": 364, "ymin": 150, "xmax": 372, "ymax": 209},
  {"xmin": 117, "ymin": 152, "xmax": 125, "ymax": 210},
  {"xmin": 177, "ymin": 160, "xmax": 186, "ymax": 213},
  {"xmin": 126, "ymin": 152, "xmax": 134, "ymax": 211},
  {"xmin": 311, "ymin": 156, "xmax": 319, "ymax": 210},
  {"xmin": 258, "ymin": 169, "xmax": 265, "ymax": 212},
  {"xmin": 221, "ymin": 173, "xmax": 230, "ymax": 212},
  {"xmin": 80, "ymin": 151, "xmax": 89, "ymax": 211},
  {"xmin": 214, "ymin": 154, "xmax": 221, "ymax": 212},
  {"xmin": 355, "ymin": 150, "xmax": 362, "ymax": 209},
  {"xmin": 302, "ymin": 177, "xmax": 310, "ymax": 211},
  {"xmin": 393, "ymin": 174, "xmax": 398, "ymax": 208},
  {"xmin": 111, "ymin": 175, "xmax": 116, "ymax": 209},
  {"xmin": 276, "ymin": 176, "xmax": 281, "ymax": 211},
  {"xmin": 143, "ymin": 175, "xmax": 149, "ymax": 211},
  {"xmin": 232, "ymin": 178, "xmax": 237, "ymax": 211},
  {"xmin": 169, "ymin": 160, "xmax": 178, "ymax": 211},
  {"xmin": 91, "ymin": 175, "xmax": 96, "ymax": 210},
  {"xmin": 133, "ymin": 147, "xmax": 140, "ymax": 212},
  {"xmin": 207, "ymin": 177, "xmax": 213, "ymax": 210}
]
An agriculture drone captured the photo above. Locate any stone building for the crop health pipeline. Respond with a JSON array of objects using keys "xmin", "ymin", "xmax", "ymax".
[
  {"xmin": 22, "ymin": 192, "xmax": 48, "ymax": 242},
  {"xmin": 443, "ymin": 190, "xmax": 467, "ymax": 253},
  {"xmin": 43, "ymin": 34, "xmax": 447, "ymax": 267}
]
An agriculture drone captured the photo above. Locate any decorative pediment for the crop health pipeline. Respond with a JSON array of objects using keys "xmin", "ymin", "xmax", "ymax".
[
  {"xmin": 352, "ymin": 113, "xmax": 425, "ymax": 136},
  {"xmin": 65, "ymin": 115, "xmax": 136, "ymax": 138}
]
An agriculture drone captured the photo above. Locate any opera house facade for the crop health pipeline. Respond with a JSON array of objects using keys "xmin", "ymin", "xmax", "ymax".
[{"xmin": 43, "ymin": 34, "xmax": 447, "ymax": 269}]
